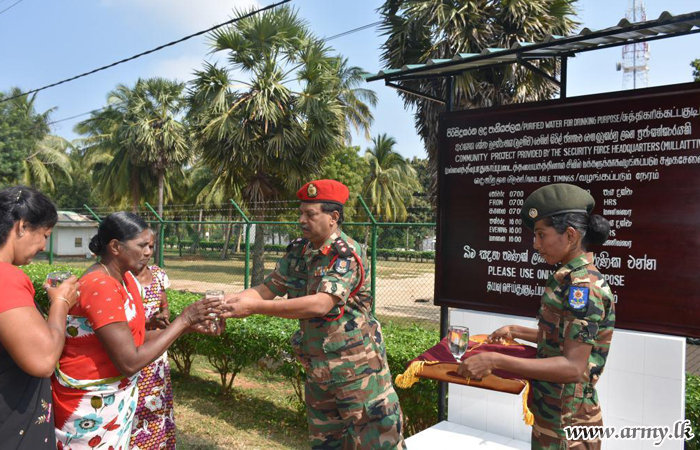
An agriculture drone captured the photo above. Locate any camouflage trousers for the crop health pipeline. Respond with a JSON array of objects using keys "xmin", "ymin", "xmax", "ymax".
[
  {"xmin": 305, "ymin": 366, "xmax": 405, "ymax": 450},
  {"xmin": 531, "ymin": 383, "xmax": 603, "ymax": 450}
]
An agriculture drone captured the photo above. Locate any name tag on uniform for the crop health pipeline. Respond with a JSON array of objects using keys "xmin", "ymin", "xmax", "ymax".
[{"xmin": 568, "ymin": 286, "xmax": 589, "ymax": 310}]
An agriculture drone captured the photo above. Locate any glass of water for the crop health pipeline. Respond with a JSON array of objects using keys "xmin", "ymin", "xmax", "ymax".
[
  {"xmin": 205, "ymin": 290, "xmax": 224, "ymax": 333},
  {"xmin": 447, "ymin": 325, "xmax": 470, "ymax": 362},
  {"xmin": 47, "ymin": 271, "xmax": 72, "ymax": 288}
]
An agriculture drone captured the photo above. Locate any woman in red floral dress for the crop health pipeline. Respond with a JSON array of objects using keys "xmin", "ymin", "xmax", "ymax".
[{"xmin": 131, "ymin": 231, "xmax": 175, "ymax": 449}]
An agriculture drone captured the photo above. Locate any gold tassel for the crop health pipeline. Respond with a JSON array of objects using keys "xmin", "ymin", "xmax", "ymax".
[
  {"xmin": 395, "ymin": 360, "xmax": 439, "ymax": 389},
  {"xmin": 521, "ymin": 381, "xmax": 535, "ymax": 426}
]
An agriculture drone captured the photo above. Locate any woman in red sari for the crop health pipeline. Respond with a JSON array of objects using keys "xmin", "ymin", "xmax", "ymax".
[{"xmin": 52, "ymin": 212, "xmax": 220, "ymax": 450}]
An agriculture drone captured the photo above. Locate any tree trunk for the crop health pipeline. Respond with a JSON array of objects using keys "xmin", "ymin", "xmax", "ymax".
[
  {"xmin": 154, "ymin": 171, "xmax": 165, "ymax": 266},
  {"xmin": 220, "ymin": 204, "xmax": 233, "ymax": 260},
  {"xmin": 251, "ymin": 222, "xmax": 266, "ymax": 286},
  {"xmin": 130, "ymin": 170, "xmax": 140, "ymax": 212},
  {"xmin": 235, "ymin": 224, "xmax": 243, "ymax": 253}
]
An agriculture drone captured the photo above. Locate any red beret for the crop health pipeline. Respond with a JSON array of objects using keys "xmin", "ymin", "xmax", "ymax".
[{"xmin": 297, "ymin": 179, "xmax": 349, "ymax": 205}]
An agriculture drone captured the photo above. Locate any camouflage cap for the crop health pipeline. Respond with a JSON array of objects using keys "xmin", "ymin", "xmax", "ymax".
[{"xmin": 521, "ymin": 183, "xmax": 595, "ymax": 230}]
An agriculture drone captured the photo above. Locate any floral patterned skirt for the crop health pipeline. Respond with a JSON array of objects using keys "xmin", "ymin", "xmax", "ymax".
[
  {"xmin": 130, "ymin": 352, "xmax": 175, "ymax": 449},
  {"xmin": 52, "ymin": 369, "xmax": 139, "ymax": 450}
]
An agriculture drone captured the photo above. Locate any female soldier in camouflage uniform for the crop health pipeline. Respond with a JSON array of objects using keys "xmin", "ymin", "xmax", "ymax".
[{"xmin": 458, "ymin": 183, "xmax": 616, "ymax": 450}]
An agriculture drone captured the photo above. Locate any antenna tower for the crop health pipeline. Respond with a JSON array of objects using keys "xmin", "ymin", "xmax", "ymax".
[{"xmin": 622, "ymin": 0, "xmax": 650, "ymax": 89}]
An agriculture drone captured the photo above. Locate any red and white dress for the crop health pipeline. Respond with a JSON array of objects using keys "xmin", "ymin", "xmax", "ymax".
[{"xmin": 52, "ymin": 270, "xmax": 145, "ymax": 450}]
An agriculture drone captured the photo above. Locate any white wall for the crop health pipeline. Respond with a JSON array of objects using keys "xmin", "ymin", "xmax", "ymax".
[
  {"xmin": 448, "ymin": 309, "xmax": 686, "ymax": 449},
  {"xmin": 54, "ymin": 227, "xmax": 95, "ymax": 256}
]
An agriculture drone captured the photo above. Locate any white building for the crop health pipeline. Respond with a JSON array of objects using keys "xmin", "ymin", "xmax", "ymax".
[{"xmin": 51, "ymin": 211, "xmax": 99, "ymax": 257}]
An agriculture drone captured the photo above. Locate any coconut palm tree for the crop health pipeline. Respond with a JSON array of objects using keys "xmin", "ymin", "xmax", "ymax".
[
  {"xmin": 23, "ymin": 135, "xmax": 73, "ymax": 193},
  {"xmin": 188, "ymin": 6, "xmax": 374, "ymax": 284},
  {"xmin": 380, "ymin": 0, "xmax": 579, "ymax": 200},
  {"xmin": 363, "ymin": 134, "xmax": 419, "ymax": 222}
]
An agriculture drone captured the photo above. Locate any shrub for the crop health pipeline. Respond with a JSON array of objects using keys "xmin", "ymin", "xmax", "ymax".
[
  {"xmin": 167, "ymin": 290, "xmax": 207, "ymax": 378},
  {"xmin": 198, "ymin": 315, "xmax": 299, "ymax": 396},
  {"xmin": 383, "ymin": 322, "xmax": 440, "ymax": 436},
  {"xmin": 688, "ymin": 373, "xmax": 700, "ymax": 450},
  {"xmin": 20, "ymin": 264, "xmax": 85, "ymax": 312}
]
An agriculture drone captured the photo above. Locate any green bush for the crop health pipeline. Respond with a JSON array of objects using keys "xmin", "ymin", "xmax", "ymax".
[
  {"xmin": 688, "ymin": 373, "xmax": 700, "ymax": 450},
  {"xmin": 383, "ymin": 322, "xmax": 440, "ymax": 436},
  {"xmin": 20, "ymin": 264, "xmax": 85, "ymax": 312},
  {"xmin": 198, "ymin": 315, "xmax": 298, "ymax": 396},
  {"xmin": 167, "ymin": 290, "xmax": 207, "ymax": 378}
]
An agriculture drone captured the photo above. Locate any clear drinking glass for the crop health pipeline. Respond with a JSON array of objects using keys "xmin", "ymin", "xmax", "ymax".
[
  {"xmin": 47, "ymin": 271, "xmax": 72, "ymax": 288},
  {"xmin": 205, "ymin": 290, "xmax": 224, "ymax": 333},
  {"xmin": 447, "ymin": 325, "xmax": 470, "ymax": 362}
]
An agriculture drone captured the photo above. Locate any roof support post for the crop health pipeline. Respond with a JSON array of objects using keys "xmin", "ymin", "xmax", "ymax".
[
  {"xmin": 560, "ymin": 56, "xmax": 568, "ymax": 99},
  {"xmin": 385, "ymin": 81, "xmax": 446, "ymax": 105},
  {"xmin": 516, "ymin": 55, "xmax": 561, "ymax": 88}
]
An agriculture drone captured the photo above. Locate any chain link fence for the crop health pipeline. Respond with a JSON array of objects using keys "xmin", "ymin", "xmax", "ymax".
[{"xmin": 38, "ymin": 200, "xmax": 440, "ymax": 327}]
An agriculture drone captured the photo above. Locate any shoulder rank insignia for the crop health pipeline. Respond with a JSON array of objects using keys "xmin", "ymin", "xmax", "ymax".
[
  {"xmin": 332, "ymin": 237, "xmax": 353, "ymax": 258},
  {"xmin": 568, "ymin": 286, "xmax": 589, "ymax": 310},
  {"xmin": 333, "ymin": 258, "xmax": 351, "ymax": 274}
]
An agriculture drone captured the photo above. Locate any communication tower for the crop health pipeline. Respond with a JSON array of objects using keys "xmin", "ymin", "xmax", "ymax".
[{"xmin": 619, "ymin": 0, "xmax": 650, "ymax": 89}]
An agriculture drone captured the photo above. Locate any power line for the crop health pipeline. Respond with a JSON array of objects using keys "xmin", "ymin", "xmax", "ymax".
[
  {"xmin": 0, "ymin": 0, "xmax": 292, "ymax": 104},
  {"xmin": 46, "ymin": 19, "xmax": 383, "ymax": 128},
  {"xmin": 0, "ymin": 0, "xmax": 26, "ymax": 16},
  {"xmin": 326, "ymin": 20, "xmax": 381, "ymax": 41}
]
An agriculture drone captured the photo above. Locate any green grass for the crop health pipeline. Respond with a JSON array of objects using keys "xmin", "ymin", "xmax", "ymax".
[{"xmin": 173, "ymin": 356, "xmax": 308, "ymax": 450}]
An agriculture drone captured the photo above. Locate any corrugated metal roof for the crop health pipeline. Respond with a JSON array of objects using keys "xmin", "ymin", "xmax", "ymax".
[
  {"xmin": 366, "ymin": 10, "xmax": 700, "ymax": 82},
  {"xmin": 56, "ymin": 211, "xmax": 99, "ymax": 228}
]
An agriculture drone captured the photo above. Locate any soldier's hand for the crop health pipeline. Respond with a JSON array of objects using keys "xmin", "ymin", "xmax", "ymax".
[
  {"xmin": 487, "ymin": 326, "xmax": 514, "ymax": 344},
  {"xmin": 456, "ymin": 353, "xmax": 498, "ymax": 380},
  {"xmin": 218, "ymin": 295, "xmax": 257, "ymax": 319}
]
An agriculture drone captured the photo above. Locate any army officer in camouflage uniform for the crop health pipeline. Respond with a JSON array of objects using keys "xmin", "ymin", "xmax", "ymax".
[
  {"xmin": 219, "ymin": 179, "xmax": 405, "ymax": 449},
  {"xmin": 458, "ymin": 184, "xmax": 616, "ymax": 450}
]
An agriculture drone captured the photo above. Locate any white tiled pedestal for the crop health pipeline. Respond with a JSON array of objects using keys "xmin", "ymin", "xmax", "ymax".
[{"xmin": 406, "ymin": 309, "xmax": 686, "ymax": 450}]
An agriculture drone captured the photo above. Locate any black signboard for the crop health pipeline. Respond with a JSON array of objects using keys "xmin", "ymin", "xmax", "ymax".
[{"xmin": 436, "ymin": 82, "xmax": 700, "ymax": 338}]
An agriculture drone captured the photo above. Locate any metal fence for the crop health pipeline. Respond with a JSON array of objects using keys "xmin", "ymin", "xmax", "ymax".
[{"xmin": 40, "ymin": 198, "xmax": 440, "ymax": 327}]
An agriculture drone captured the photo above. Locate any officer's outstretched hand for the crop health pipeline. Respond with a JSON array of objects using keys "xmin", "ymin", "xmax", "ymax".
[
  {"xmin": 218, "ymin": 295, "xmax": 257, "ymax": 319},
  {"xmin": 456, "ymin": 353, "xmax": 497, "ymax": 380}
]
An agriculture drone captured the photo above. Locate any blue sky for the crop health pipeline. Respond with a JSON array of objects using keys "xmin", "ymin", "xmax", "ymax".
[{"xmin": 1, "ymin": 0, "xmax": 698, "ymax": 159}]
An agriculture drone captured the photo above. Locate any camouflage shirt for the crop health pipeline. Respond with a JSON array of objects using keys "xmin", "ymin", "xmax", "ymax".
[
  {"xmin": 263, "ymin": 231, "xmax": 387, "ymax": 385},
  {"xmin": 532, "ymin": 252, "xmax": 616, "ymax": 434}
]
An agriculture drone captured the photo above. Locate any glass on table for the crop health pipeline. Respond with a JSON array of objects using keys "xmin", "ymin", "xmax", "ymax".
[
  {"xmin": 204, "ymin": 290, "xmax": 225, "ymax": 333},
  {"xmin": 47, "ymin": 271, "xmax": 72, "ymax": 288},
  {"xmin": 447, "ymin": 325, "xmax": 470, "ymax": 362}
]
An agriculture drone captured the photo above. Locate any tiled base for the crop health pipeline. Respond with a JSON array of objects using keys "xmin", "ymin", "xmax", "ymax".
[{"xmin": 406, "ymin": 421, "xmax": 530, "ymax": 449}]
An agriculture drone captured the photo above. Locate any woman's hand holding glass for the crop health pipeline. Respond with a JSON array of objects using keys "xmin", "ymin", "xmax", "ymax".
[
  {"xmin": 44, "ymin": 274, "xmax": 80, "ymax": 309},
  {"xmin": 179, "ymin": 296, "xmax": 224, "ymax": 335}
]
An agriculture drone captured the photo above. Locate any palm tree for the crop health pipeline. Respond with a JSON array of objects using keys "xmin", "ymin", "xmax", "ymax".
[
  {"xmin": 363, "ymin": 134, "xmax": 419, "ymax": 222},
  {"xmin": 76, "ymin": 94, "xmax": 153, "ymax": 210},
  {"xmin": 23, "ymin": 135, "xmax": 73, "ymax": 193},
  {"xmin": 188, "ymin": 6, "xmax": 374, "ymax": 284},
  {"xmin": 379, "ymin": 0, "xmax": 579, "ymax": 200}
]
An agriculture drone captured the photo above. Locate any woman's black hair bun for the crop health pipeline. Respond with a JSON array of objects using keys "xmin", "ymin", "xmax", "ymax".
[
  {"xmin": 585, "ymin": 214, "xmax": 611, "ymax": 246},
  {"xmin": 88, "ymin": 234, "xmax": 103, "ymax": 255}
]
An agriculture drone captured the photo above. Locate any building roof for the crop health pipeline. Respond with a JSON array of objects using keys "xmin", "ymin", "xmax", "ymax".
[
  {"xmin": 55, "ymin": 211, "xmax": 99, "ymax": 228},
  {"xmin": 365, "ymin": 10, "xmax": 700, "ymax": 83}
]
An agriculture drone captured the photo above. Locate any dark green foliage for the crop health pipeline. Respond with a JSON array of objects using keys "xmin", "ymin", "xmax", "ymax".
[
  {"xmin": 383, "ymin": 322, "xmax": 440, "ymax": 436},
  {"xmin": 20, "ymin": 264, "xmax": 84, "ymax": 313},
  {"xmin": 688, "ymin": 373, "xmax": 700, "ymax": 449},
  {"xmin": 0, "ymin": 89, "xmax": 51, "ymax": 186},
  {"xmin": 693, "ymin": 59, "xmax": 700, "ymax": 82}
]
